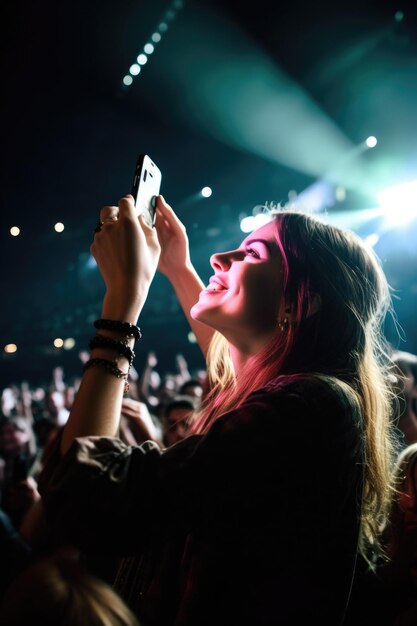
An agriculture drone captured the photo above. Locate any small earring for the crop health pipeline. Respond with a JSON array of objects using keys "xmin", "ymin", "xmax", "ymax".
[{"xmin": 278, "ymin": 317, "xmax": 288, "ymax": 332}]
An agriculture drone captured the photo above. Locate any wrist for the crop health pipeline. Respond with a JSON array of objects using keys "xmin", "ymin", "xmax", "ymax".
[
  {"xmin": 101, "ymin": 290, "xmax": 148, "ymax": 324},
  {"xmin": 165, "ymin": 261, "xmax": 197, "ymax": 283}
]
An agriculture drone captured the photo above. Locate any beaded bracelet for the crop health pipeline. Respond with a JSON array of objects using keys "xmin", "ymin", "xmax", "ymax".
[
  {"xmin": 94, "ymin": 319, "xmax": 142, "ymax": 341},
  {"xmin": 83, "ymin": 358, "xmax": 130, "ymax": 394},
  {"xmin": 88, "ymin": 334, "xmax": 135, "ymax": 366}
]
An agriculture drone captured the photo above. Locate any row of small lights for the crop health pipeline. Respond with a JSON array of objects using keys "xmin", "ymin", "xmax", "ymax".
[
  {"xmin": 8, "ymin": 189, "xmax": 213, "ymax": 238},
  {"xmin": 9, "ymin": 223, "xmax": 65, "ymax": 237},
  {"xmin": 122, "ymin": 0, "xmax": 185, "ymax": 88},
  {"xmin": 4, "ymin": 331, "xmax": 197, "ymax": 355},
  {"xmin": 9, "ymin": 3, "xmax": 184, "ymax": 238},
  {"xmin": 6, "ymin": 136, "xmax": 377, "ymax": 239},
  {"xmin": 122, "ymin": 7, "xmax": 402, "ymax": 85},
  {"xmin": 4, "ymin": 338, "xmax": 76, "ymax": 354}
]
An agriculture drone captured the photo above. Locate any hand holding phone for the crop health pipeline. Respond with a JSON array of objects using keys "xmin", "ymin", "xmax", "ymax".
[{"xmin": 131, "ymin": 154, "xmax": 162, "ymax": 228}]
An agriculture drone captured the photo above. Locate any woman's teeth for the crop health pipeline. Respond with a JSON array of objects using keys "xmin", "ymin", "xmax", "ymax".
[{"xmin": 208, "ymin": 283, "xmax": 226, "ymax": 291}]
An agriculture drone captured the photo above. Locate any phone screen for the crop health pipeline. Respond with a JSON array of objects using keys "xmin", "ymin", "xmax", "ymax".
[{"xmin": 131, "ymin": 154, "xmax": 162, "ymax": 227}]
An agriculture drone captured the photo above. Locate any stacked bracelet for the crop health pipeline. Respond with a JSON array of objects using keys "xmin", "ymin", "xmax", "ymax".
[
  {"xmin": 82, "ymin": 319, "xmax": 142, "ymax": 394},
  {"xmin": 94, "ymin": 319, "xmax": 142, "ymax": 341},
  {"xmin": 88, "ymin": 334, "xmax": 135, "ymax": 366},
  {"xmin": 83, "ymin": 358, "xmax": 130, "ymax": 394}
]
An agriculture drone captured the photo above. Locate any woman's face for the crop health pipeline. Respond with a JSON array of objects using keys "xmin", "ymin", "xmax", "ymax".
[{"xmin": 191, "ymin": 220, "xmax": 285, "ymax": 351}]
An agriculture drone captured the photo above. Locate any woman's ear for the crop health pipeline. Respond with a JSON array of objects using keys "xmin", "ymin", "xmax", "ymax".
[{"xmin": 306, "ymin": 292, "xmax": 321, "ymax": 318}]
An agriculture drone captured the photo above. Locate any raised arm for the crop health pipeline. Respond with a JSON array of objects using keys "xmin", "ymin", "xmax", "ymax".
[
  {"xmin": 60, "ymin": 195, "xmax": 160, "ymax": 456},
  {"xmin": 154, "ymin": 196, "xmax": 214, "ymax": 357}
]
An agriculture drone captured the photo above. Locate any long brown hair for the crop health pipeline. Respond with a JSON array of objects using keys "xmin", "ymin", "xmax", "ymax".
[{"xmin": 191, "ymin": 210, "xmax": 399, "ymax": 565}]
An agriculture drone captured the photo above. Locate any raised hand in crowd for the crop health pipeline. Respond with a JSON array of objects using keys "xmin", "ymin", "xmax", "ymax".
[{"xmin": 120, "ymin": 398, "xmax": 163, "ymax": 446}]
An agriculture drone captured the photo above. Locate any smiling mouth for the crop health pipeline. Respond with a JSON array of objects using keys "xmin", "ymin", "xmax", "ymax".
[{"xmin": 206, "ymin": 283, "xmax": 227, "ymax": 292}]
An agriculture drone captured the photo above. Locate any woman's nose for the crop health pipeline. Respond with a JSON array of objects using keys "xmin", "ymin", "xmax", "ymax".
[{"xmin": 210, "ymin": 251, "xmax": 233, "ymax": 271}]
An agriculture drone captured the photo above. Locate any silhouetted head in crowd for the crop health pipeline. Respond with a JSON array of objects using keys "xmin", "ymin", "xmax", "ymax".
[
  {"xmin": 178, "ymin": 378, "xmax": 203, "ymax": 400},
  {"xmin": 163, "ymin": 395, "xmax": 198, "ymax": 446},
  {"xmin": 390, "ymin": 350, "xmax": 417, "ymax": 446},
  {"xmin": 0, "ymin": 554, "xmax": 140, "ymax": 626}
]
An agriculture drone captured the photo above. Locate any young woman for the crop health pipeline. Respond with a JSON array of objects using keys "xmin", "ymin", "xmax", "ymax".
[{"xmin": 39, "ymin": 194, "xmax": 398, "ymax": 626}]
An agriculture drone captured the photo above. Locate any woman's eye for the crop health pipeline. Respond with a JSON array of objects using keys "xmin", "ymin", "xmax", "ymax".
[{"xmin": 245, "ymin": 247, "xmax": 260, "ymax": 258}]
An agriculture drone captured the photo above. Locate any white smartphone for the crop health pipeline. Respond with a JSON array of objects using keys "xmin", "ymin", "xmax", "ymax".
[{"xmin": 131, "ymin": 154, "xmax": 162, "ymax": 227}]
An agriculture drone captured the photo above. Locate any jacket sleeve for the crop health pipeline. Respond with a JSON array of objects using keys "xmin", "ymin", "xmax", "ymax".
[
  {"xmin": 38, "ymin": 433, "xmax": 204, "ymax": 554},
  {"xmin": 38, "ymin": 376, "xmax": 362, "ymax": 558}
]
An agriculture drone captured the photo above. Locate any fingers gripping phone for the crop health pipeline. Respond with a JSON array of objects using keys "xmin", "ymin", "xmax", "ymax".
[{"xmin": 131, "ymin": 154, "xmax": 162, "ymax": 227}]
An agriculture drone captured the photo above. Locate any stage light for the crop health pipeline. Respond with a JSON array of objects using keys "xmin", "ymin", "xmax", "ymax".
[
  {"xmin": 240, "ymin": 216, "xmax": 256, "ymax": 232},
  {"xmin": 366, "ymin": 136, "xmax": 378, "ymax": 148},
  {"xmin": 364, "ymin": 233, "xmax": 380, "ymax": 248},
  {"xmin": 395, "ymin": 11, "xmax": 404, "ymax": 22},
  {"xmin": 201, "ymin": 186, "xmax": 212, "ymax": 197},
  {"xmin": 123, "ymin": 75, "xmax": 133, "ymax": 86},
  {"xmin": 54, "ymin": 222, "xmax": 64, "ymax": 233},
  {"xmin": 129, "ymin": 64, "xmax": 141, "ymax": 75},
  {"xmin": 10, "ymin": 226, "xmax": 20, "ymax": 236},
  {"xmin": 4, "ymin": 344, "xmax": 17, "ymax": 354},
  {"xmin": 335, "ymin": 186, "xmax": 347, "ymax": 202},
  {"xmin": 378, "ymin": 179, "xmax": 417, "ymax": 227},
  {"xmin": 240, "ymin": 213, "xmax": 271, "ymax": 233},
  {"xmin": 122, "ymin": 0, "xmax": 185, "ymax": 88},
  {"xmin": 165, "ymin": 10, "xmax": 176, "ymax": 20},
  {"xmin": 187, "ymin": 331, "xmax": 197, "ymax": 344},
  {"xmin": 137, "ymin": 54, "xmax": 148, "ymax": 65},
  {"xmin": 63, "ymin": 338, "xmax": 76, "ymax": 350},
  {"xmin": 53, "ymin": 338, "xmax": 64, "ymax": 348}
]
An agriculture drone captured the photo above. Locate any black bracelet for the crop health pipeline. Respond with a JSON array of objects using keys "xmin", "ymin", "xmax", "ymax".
[
  {"xmin": 83, "ymin": 358, "xmax": 130, "ymax": 394},
  {"xmin": 94, "ymin": 319, "xmax": 142, "ymax": 341},
  {"xmin": 88, "ymin": 334, "xmax": 135, "ymax": 366}
]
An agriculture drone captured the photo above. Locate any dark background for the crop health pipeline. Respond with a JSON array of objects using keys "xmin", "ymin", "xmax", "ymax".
[{"xmin": 1, "ymin": 0, "xmax": 416, "ymax": 387}]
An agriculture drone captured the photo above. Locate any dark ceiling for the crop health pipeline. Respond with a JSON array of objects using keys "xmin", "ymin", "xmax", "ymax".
[{"xmin": 1, "ymin": 0, "xmax": 417, "ymax": 385}]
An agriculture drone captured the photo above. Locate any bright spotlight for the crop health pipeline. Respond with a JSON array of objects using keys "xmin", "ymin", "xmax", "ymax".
[
  {"xmin": 4, "ymin": 343, "xmax": 17, "ymax": 354},
  {"xmin": 187, "ymin": 331, "xmax": 197, "ymax": 344},
  {"xmin": 240, "ymin": 216, "xmax": 256, "ymax": 233},
  {"xmin": 335, "ymin": 186, "xmax": 347, "ymax": 202},
  {"xmin": 366, "ymin": 136, "xmax": 378, "ymax": 148},
  {"xmin": 137, "ymin": 54, "xmax": 148, "ymax": 65},
  {"xmin": 144, "ymin": 43, "xmax": 155, "ymax": 54},
  {"xmin": 129, "ymin": 64, "xmax": 141, "ymax": 75},
  {"xmin": 123, "ymin": 75, "xmax": 133, "ymax": 86},
  {"xmin": 378, "ymin": 179, "xmax": 417, "ymax": 227},
  {"xmin": 53, "ymin": 338, "xmax": 64, "ymax": 348},
  {"xmin": 10, "ymin": 226, "xmax": 20, "ymax": 236},
  {"xmin": 151, "ymin": 32, "xmax": 162, "ymax": 43},
  {"xmin": 240, "ymin": 213, "xmax": 272, "ymax": 233},
  {"xmin": 54, "ymin": 222, "xmax": 65, "ymax": 233},
  {"xmin": 63, "ymin": 337, "xmax": 76, "ymax": 350},
  {"xmin": 201, "ymin": 186, "xmax": 212, "ymax": 198},
  {"xmin": 364, "ymin": 233, "xmax": 380, "ymax": 248}
]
